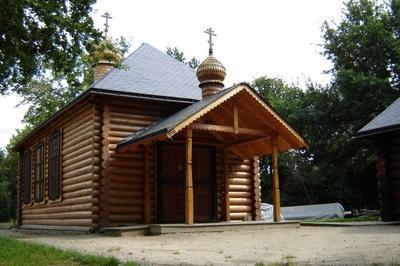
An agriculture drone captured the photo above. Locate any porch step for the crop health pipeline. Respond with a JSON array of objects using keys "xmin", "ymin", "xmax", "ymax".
[
  {"xmin": 101, "ymin": 225, "xmax": 150, "ymax": 236},
  {"xmin": 101, "ymin": 221, "xmax": 300, "ymax": 236},
  {"xmin": 149, "ymin": 221, "xmax": 300, "ymax": 235}
]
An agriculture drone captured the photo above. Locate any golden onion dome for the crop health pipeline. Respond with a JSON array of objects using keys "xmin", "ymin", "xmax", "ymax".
[
  {"xmin": 196, "ymin": 55, "xmax": 226, "ymax": 86},
  {"xmin": 92, "ymin": 38, "xmax": 122, "ymax": 66}
]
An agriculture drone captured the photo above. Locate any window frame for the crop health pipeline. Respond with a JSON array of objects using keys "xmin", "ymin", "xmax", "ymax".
[
  {"xmin": 22, "ymin": 149, "xmax": 32, "ymax": 205},
  {"xmin": 34, "ymin": 141, "xmax": 45, "ymax": 203},
  {"xmin": 48, "ymin": 130, "xmax": 62, "ymax": 201}
]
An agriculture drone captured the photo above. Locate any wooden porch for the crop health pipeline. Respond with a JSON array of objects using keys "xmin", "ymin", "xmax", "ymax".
[
  {"xmin": 116, "ymin": 84, "xmax": 308, "ymax": 226},
  {"xmin": 101, "ymin": 221, "xmax": 300, "ymax": 236}
]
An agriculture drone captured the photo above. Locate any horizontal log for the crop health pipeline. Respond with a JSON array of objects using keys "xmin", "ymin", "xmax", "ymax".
[
  {"xmin": 109, "ymin": 124, "xmax": 143, "ymax": 133},
  {"xmin": 229, "ymin": 178, "xmax": 252, "ymax": 185},
  {"xmin": 229, "ymin": 172, "xmax": 251, "ymax": 178},
  {"xmin": 109, "ymin": 183, "xmax": 143, "ymax": 192},
  {"xmin": 231, "ymin": 165, "xmax": 252, "ymax": 171},
  {"xmin": 63, "ymin": 173, "xmax": 92, "ymax": 186},
  {"xmin": 109, "ymin": 111, "xmax": 161, "ymax": 121},
  {"xmin": 109, "ymin": 205, "xmax": 142, "ymax": 214},
  {"xmin": 228, "ymin": 184, "xmax": 252, "ymax": 192},
  {"xmin": 63, "ymin": 181, "xmax": 92, "ymax": 193},
  {"xmin": 109, "ymin": 214, "xmax": 142, "ymax": 222},
  {"xmin": 230, "ymin": 205, "xmax": 252, "ymax": 212},
  {"xmin": 109, "ymin": 176, "xmax": 144, "ymax": 185},
  {"xmin": 109, "ymin": 167, "xmax": 143, "ymax": 176},
  {"xmin": 109, "ymin": 131, "xmax": 131, "ymax": 138},
  {"xmin": 63, "ymin": 165, "xmax": 92, "ymax": 179},
  {"xmin": 23, "ymin": 203, "xmax": 93, "ymax": 214},
  {"xmin": 63, "ymin": 150, "xmax": 100, "ymax": 168},
  {"xmin": 63, "ymin": 188, "xmax": 92, "ymax": 199},
  {"xmin": 63, "ymin": 109, "xmax": 92, "ymax": 132},
  {"xmin": 63, "ymin": 144, "xmax": 93, "ymax": 162},
  {"xmin": 109, "ymin": 151, "xmax": 143, "ymax": 159},
  {"xmin": 108, "ymin": 159, "xmax": 144, "ymax": 168},
  {"xmin": 63, "ymin": 157, "xmax": 94, "ymax": 172},
  {"xmin": 230, "ymin": 212, "xmax": 252, "ymax": 220},
  {"xmin": 229, "ymin": 198, "xmax": 252, "ymax": 205},
  {"xmin": 63, "ymin": 138, "xmax": 93, "ymax": 155},
  {"xmin": 109, "ymin": 197, "xmax": 143, "ymax": 206},
  {"xmin": 229, "ymin": 191, "xmax": 252, "ymax": 197},
  {"xmin": 64, "ymin": 119, "xmax": 94, "ymax": 141},
  {"xmin": 23, "ymin": 211, "xmax": 93, "ymax": 220},
  {"xmin": 109, "ymin": 190, "xmax": 143, "ymax": 198},
  {"xmin": 23, "ymin": 219, "xmax": 92, "ymax": 226},
  {"xmin": 110, "ymin": 117, "xmax": 156, "ymax": 126},
  {"xmin": 63, "ymin": 130, "xmax": 94, "ymax": 150}
]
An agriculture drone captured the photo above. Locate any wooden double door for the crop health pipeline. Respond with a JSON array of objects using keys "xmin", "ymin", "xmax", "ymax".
[{"xmin": 157, "ymin": 143, "xmax": 216, "ymax": 223}]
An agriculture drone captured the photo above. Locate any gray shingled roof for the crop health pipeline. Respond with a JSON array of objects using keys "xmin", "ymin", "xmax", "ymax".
[
  {"xmin": 91, "ymin": 43, "xmax": 202, "ymax": 101},
  {"xmin": 357, "ymin": 97, "xmax": 400, "ymax": 137},
  {"xmin": 117, "ymin": 85, "xmax": 238, "ymax": 148}
]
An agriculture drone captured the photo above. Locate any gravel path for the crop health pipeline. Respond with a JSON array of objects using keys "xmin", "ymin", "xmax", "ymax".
[{"xmin": 1, "ymin": 225, "xmax": 400, "ymax": 265}]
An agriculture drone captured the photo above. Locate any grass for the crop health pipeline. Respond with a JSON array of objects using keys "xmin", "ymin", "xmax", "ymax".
[
  {"xmin": 0, "ymin": 235, "xmax": 137, "ymax": 266},
  {"xmin": 306, "ymin": 215, "xmax": 379, "ymax": 223}
]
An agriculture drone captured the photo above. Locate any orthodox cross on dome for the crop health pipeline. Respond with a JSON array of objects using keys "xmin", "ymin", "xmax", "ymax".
[
  {"xmin": 204, "ymin": 27, "xmax": 217, "ymax": 55},
  {"xmin": 101, "ymin": 12, "xmax": 113, "ymax": 38}
]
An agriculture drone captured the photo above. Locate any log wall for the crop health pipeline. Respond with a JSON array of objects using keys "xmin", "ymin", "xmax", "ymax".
[
  {"xmin": 19, "ymin": 100, "xmax": 99, "ymax": 230},
  {"xmin": 18, "ymin": 93, "xmax": 263, "ymax": 229},
  {"xmin": 100, "ymin": 97, "xmax": 183, "ymax": 226},
  {"xmin": 224, "ymin": 153, "xmax": 260, "ymax": 221},
  {"xmin": 376, "ymin": 132, "xmax": 400, "ymax": 221}
]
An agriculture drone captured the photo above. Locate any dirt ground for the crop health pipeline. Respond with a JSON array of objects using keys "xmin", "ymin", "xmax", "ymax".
[{"xmin": 1, "ymin": 225, "xmax": 400, "ymax": 265}]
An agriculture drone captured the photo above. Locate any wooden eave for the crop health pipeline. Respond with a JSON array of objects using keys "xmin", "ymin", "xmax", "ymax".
[{"xmin": 118, "ymin": 83, "xmax": 308, "ymax": 158}]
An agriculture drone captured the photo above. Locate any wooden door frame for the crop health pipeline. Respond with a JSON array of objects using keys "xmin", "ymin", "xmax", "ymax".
[{"xmin": 156, "ymin": 142, "xmax": 217, "ymax": 223}]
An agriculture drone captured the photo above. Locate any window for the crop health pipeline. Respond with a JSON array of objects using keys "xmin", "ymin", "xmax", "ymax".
[
  {"xmin": 23, "ymin": 150, "xmax": 32, "ymax": 205},
  {"xmin": 48, "ymin": 131, "xmax": 61, "ymax": 200},
  {"xmin": 34, "ymin": 142, "xmax": 44, "ymax": 202}
]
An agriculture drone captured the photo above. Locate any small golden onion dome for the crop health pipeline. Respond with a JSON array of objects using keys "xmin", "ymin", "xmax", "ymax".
[
  {"xmin": 92, "ymin": 38, "xmax": 122, "ymax": 66},
  {"xmin": 92, "ymin": 38, "xmax": 122, "ymax": 81},
  {"xmin": 196, "ymin": 55, "xmax": 226, "ymax": 86}
]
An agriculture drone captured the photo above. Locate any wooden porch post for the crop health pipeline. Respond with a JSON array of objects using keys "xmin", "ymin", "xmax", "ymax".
[
  {"xmin": 271, "ymin": 136, "xmax": 281, "ymax": 222},
  {"xmin": 185, "ymin": 128, "xmax": 194, "ymax": 224}
]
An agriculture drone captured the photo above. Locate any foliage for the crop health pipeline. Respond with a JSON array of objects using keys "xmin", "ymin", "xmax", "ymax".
[
  {"xmin": 0, "ymin": 235, "xmax": 138, "ymax": 266},
  {"xmin": 18, "ymin": 37, "xmax": 130, "ymax": 129},
  {"xmin": 323, "ymin": 0, "xmax": 400, "ymax": 129},
  {"xmin": 0, "ymin": 151, "xmax": 11, "ymax": 222},
  {"xmin": 254, "ymin": 76, "xmax": 381, "ymax": 208},
  {"xmin": 166, "ymin": 46, "xmax": 200, "ymax": 69},
  {"xmin": 0, "ymin": 0, "xmax": 101, "ymax": 94}
]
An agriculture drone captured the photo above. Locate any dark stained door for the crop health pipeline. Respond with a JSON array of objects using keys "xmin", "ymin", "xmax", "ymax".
[{"xmin": 158, "ymin": 144, "xmax": 216, "ymax": 223}]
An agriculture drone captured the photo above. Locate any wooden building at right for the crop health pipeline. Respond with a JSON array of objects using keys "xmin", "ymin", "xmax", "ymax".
[{"xmin": 356, "ymin": 97, "xmax": 400, "ymax": 221}]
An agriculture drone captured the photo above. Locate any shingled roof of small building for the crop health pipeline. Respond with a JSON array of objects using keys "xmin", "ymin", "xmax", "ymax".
[
  {"xmin": 357, "ymin": 96, "xmax": 400, "ymax": 137},
  {"xmin": 91, "ymin": 43, "xmax": 202, "ymax": 101}
]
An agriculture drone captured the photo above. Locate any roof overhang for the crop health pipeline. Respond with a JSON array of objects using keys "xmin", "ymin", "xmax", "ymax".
[{"xmin": 117, "ymin": 83, "xmax": 308, "ymax": 158}]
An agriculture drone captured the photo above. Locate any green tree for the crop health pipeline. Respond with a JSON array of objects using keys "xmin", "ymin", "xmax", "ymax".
[
  {"xmin": 19, "ymin": 37, "xmax": 130, "ymax": 128},
  {"xmin": 321, "ymin": 0, "xmax": 400, "ymax": 208},
  {"xmin": 0, "ymin": 150, "xmax": 11, "ymax": 221},
  {"xmin": 323, "ymin": 0, "xmax": 400, "ymax": 129},
  {"xmin": 166, "ymin": 46, "xmax": 199, "ymax": 69},
  {"xmin": 0, "ymin": 0, "xmax": 101, "ymax": 94}
]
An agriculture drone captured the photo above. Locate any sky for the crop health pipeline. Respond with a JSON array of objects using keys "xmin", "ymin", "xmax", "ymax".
[{"xmin": 0, "ymin": 0, "xmax": 344, "ymax": 149}]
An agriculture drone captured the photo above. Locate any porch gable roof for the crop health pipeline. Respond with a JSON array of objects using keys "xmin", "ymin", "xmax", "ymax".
[{"xmin": 117, "ymin": 83, "xmax": 308, "ymax": 155}]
